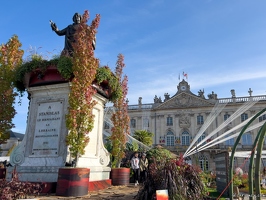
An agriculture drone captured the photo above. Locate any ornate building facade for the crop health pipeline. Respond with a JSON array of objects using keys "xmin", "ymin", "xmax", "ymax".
[{"xmin": 124, "ymin": 79, "xmax": 266, "ymax": 172}]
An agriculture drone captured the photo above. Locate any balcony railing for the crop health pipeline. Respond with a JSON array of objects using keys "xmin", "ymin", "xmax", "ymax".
[
  {"xmin": 128, "ymin": 104, "xmax": 153, "ymax": 110},
  {"xmin": 218, "ymin": 95, "xmax": 266, "ymax": 104},
  {"xmin": 127, "ymin": 95, "xmax": 266, "ymax": 110}
]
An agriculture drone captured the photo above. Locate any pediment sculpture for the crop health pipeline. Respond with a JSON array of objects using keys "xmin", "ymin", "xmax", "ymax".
[{"xmin": 156, "ymin": 93, "xmax": 214, "ymax": 109}]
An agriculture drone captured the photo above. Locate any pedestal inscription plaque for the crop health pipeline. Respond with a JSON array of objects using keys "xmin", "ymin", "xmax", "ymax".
[{"xmin": 31, "ymin": 100, "xmax": 63, "ymax": 157}]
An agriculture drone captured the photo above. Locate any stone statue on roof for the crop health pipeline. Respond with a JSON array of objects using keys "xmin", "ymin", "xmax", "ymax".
[{"xmin": 198, "ymin": 89, "xmax": 205, "ymax": 99}]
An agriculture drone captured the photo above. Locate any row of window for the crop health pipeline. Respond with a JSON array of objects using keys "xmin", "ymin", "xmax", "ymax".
[
  {"xmin": 129, "ymin": 113, "xmax": 253, "ymax": 128},
  {"xmin": 259, "ymin": 114, "xmax": 266, "ymax": 122},
  {"xmin": 190, "ymin": 156, "xmax": 266, "ymax": 172},
  {"xmin": 104, "ymin": 121, "xmax": 255, "ymax": 147},
  {"xmin": 162, "ymin": 131, "xmax": 253, "ymax": 146}
]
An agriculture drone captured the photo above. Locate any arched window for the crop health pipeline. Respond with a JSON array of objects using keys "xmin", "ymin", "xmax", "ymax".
[
  {"xmin": 181, "ymin": 131, "xmax": 190, "ymax": 146},
  {"xmin": 242, "ymin": 132, "xmax": 252, "ymax": 145},
  {"xmin": 166, "ymin": 130, "xmax": 175, "ymax": 146},
  {"xmin": 130, "ymin": 119, "xmax": 136, "ymax": 128},
  {"xmin": 199, "ymin": 154, "xmax": 209, "ymax": 171}
]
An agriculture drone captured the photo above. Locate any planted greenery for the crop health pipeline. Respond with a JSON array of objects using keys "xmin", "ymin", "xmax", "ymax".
[
  {"xmin": 136, "ymin": 148, "xmax": 206, "ymax": 200},
  {"xmin": 0, "ymin": 35, "xmax": 23, "ymax": 144},
  {"xmin": 205, "ymin": 187, "xmax": 228, "ymax": 200},
  {"xmin": 13, "ymin": 54, "xmax": 121, "ymax": 101},
  {"xmin": 14, "ymin": 54, "xmax": 67, "ymax": 94},
  {"xmin": 146, "ymin": 145, "xmax": 173, "ymax": 163},
  {"xmin": 95, "ymin": 66, "xmax": 122, "ymax": 101},
  {"xmin": 0, "ymin": 168, "xmax": 43, "ymax": 199},
  {"xmin": 56, "ymin": 56, "xmax": 73, "ymax": 79},
  {"xmin": 110, "ymin": 54, "xmax": 130, "ymax": 168},
  {"xmin": 65, "ymin": 10, "xmax": 100, "ymax": 164},
  {"xmin": 95, "ymin": 66, "xmax": 112, "ymax": 83},
  {"xmin": 133, "ymin": 130, "xmax": 153, "ymax": 151}
]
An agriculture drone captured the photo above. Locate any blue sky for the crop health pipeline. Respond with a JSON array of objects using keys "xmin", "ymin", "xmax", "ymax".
[{"xmin": 1, "ymin": 0, "xmax": 266, "ymax": 133}]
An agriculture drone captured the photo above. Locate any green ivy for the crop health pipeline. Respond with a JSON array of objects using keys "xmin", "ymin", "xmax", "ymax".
[
  {"xmin": 57, "ymin": 56, "xmax": 73, "ymax": 79},
  {"xmin": 13, "ymin": 56, "xmax": 122, "ymax": 102}
]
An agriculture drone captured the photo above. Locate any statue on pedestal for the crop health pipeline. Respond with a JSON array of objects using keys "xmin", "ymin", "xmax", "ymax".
[{"xmin": 50, "ymin": 13, "xmax": 96, "ymax": 56}]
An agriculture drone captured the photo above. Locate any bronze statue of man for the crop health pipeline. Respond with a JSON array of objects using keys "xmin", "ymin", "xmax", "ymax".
[{"xmin": 50, "ymin": 13, "xmax": 95, "ymax": 56}]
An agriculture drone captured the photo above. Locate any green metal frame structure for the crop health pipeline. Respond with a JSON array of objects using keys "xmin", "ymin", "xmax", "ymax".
[
  {"xmin": 229, "ymin": 108, "xmax": 266, "ymax": 200},
  {"xmin": 248, "ymin": 125, "xmax": 265, "ymax": 200}
]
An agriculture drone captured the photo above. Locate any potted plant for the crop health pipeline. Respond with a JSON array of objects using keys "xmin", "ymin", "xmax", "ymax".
[
  {"xmin": 64, "ymin": 12, "xmax": 99, "ymax": 165},
  {"xmin": 109, "ymin": 54, "xmax": 131, "ymax": 186},
  {"xmin": 55, "ymin": 11, "xmax": 122, "ymax": 196},
  {"xmin": 55, "ymin": 10, "xmax": 101, "ymax": 197}
]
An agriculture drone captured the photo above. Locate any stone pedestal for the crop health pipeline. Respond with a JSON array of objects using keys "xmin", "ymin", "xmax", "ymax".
[
  {"xmin": 75, "ymin": 91, "xmax": 111, "ymax": 181},
  {"xmin": 7, "ymin": 82, "xmax": 110, "ymax": 183}
]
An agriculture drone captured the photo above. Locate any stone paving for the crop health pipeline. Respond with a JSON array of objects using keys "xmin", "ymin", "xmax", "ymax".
[
  {"xmin": 28, "ymin": 184, "xmax": 140, "ymax": 200},
  {"xmin": 27, "ymin": 185, "xmax": 266, "ymax": 200}
]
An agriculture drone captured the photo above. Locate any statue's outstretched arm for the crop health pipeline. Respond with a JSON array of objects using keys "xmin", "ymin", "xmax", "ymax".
[
  {"xmin": 55, "ymin": 27, "xmax": 67, "ymax": 36},
  {"xmin": 50, "ymin": 20, "xmax": 58, "ymax": 31},
  {"xmin": 50, "ymin": 20, "xmax": 66, "ymax": 36}
]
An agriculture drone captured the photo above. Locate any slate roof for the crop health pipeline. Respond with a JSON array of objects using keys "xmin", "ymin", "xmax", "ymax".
[{"xmin": 9, "ymin": 131, "xmax": 24, "ymax": 141}]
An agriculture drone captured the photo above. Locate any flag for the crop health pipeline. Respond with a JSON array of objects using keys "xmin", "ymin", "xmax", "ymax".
[
  {"xmin": 178, "ymin": 73, "xmax": 180, "ymax": 81},
  {"xmin": 183, "ymin": 72, "xmax": 188, "ymax": 80}
]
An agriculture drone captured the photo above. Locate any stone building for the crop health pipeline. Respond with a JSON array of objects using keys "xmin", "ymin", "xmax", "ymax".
[
  {"xmin": 0, "ymin": 131, "xmax": 24, "ymax": 156},
  {"xmin": 122, "ymin": 79, "xmax": 266, "ymax": 172}
]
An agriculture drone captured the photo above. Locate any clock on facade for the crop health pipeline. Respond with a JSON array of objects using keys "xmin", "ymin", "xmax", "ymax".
[{"xmin": 181, "ymin": 85, "xmax": 186, "ymax": 91}]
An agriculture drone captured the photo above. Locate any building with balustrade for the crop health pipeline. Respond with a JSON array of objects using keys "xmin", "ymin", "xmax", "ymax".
[{"xmin": 120, "ymin": 79, "xmax": 266, "ymax": 172}]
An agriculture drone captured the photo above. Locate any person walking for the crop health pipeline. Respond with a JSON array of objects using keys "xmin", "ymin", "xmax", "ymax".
[
  {"xmin": 131, "ymin": 152, "xmax": 140, "ymax": 186},
  {"xmin": 139, "ymin": 153, "xmax": 148, "ymax": 183}
]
